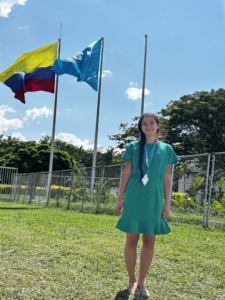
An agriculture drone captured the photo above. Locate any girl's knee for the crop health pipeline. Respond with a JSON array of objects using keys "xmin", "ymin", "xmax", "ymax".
[
  {"xmin": 126, "ymin": 233, "xmax": 139, "ymax": 248},
  {"xmin": 142, "ymin": 234, "xmax": 156, "ymax": 249}
]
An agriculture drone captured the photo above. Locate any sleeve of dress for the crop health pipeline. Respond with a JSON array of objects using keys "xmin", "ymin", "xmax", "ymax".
[
  {"xmin": 121, "ymin": 143, "xmax": 133, "ymax": 161},
  {"xmin": 168, "ymin": 145, "xmax": 179, "ymax": 164}
]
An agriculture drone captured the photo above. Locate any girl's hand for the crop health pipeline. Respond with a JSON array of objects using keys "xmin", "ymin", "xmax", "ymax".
[
  {"xmin": 115, "ymin": 198, "xmax": 123, "ymax": 213},
  {"xmin": 162, "ymin": 201, "xmax": 169, "ymax": 218}
]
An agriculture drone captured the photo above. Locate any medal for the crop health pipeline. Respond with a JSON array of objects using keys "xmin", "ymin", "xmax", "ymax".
[
  {"xmin": 141, "ymin": 174, "xmax": 149, "ymax": 186},
  {"xmin": 142, "ymin": 139, "xmax": 157, "ymax": 186}
]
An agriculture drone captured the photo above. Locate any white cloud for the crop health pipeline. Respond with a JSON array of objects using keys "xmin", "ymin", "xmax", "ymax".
[
  {"xmin": 37, "ymin": 121, "xmax": 40, "ymax": 124},
  {"xmin": 0, "ymin": 105, "xmax": 53, "ymax": 134},
  {"xmin": 125, "ymin": 87, "xmax": 151, "ymax": 100},
  {"xmin": 22, "ymin": 106, "xmax": 53, "ymax": 122},
  {"xmin": 129, "ymin": 82, "xmax": 138, "ymax": 87},
  {"xmin": 41, "ymin": 132, "xmax": 46, "ymax": 135},
  {"xmin": 1, "ymin": 132, "xmax": 26, "ymax": 141},
  {"xmin": 56, "ymin": 133, "xmax": 100, "ymax": 150},
  {"xmin": 0, "ymin": 105, "xmax": 23, "ymax": 133},
  {"xmin": 11, "ymin": 132, "xmax": 26, "ymax": 141},
  {"xmin": 102, "ymin": 70, "xmax": 113, "ymax": 78},
  {"xmin": 18, "ymin": 25, "xmax": 29, "ymax": 29},
  {"xmin": 144, "ymin": 102, "xmax": 153, "ymax": 106},
  {"xmin": 0, "ymin": 105, "xmax": 15, "ymax": 114},
  {"xmin": 64, "ymin": 109, "xmax": 71, "ymax": 112},
  {"xmin": 0, "ymin": 0, "xmax": 27, "ymax": 18}
]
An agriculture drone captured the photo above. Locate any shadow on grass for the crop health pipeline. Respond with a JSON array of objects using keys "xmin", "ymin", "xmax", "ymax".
[
  {"xmin": 0, "ymin": 207, "xmax": 42, "ymax": 210},
  {"xmin": 114, "ymin": 289, "xmax": 129, "ymax": 300},
  {"xmin": 114, "ymin": 289, "xmax": 141, "ymax": 300}
]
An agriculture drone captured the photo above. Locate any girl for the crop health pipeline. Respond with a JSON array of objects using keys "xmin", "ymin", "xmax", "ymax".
[{"xmin": 115, "ymin": 112, "xmax": 179, "ymax": 297}]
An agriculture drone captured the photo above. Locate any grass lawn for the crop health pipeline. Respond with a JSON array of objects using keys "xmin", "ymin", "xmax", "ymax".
[
  {"xmin": 12, "ymin": 193, "xmax": 225, "ymax": 224},
  {"xmin": 169, "ymin": 211, "xmax": 225, "ymax": 225},
  {"xmin": 0, "ymin": 201, "xmax": 224, "ymax": 300}
]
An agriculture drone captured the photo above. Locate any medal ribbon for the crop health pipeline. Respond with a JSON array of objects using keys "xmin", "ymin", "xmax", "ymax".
[{"xmin": 145, "ymin": 140, "xmax": 157, "ymax": 175}]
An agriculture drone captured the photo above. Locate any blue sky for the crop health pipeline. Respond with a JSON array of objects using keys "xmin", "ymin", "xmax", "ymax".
[{"xmin": 1, "ymin": 0, "xmax": 225, "ymax": 149}]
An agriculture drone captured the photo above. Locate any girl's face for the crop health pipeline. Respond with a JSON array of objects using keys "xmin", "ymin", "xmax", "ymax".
[{"xmin": 141, "ymin": 116, "xmax": 160, "ymax": 137}]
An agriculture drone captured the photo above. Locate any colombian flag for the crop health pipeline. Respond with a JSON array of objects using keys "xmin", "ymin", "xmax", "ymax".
[{"xmin": 0, "ymin": 42, "xmax": 58, "ymax": 104}]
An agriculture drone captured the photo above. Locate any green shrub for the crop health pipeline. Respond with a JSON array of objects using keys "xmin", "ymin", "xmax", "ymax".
[
  {"xmin": 214, "ymin": 178, "xmax": 225, "ymax": 203},
  {"xmin": 172, "ymin": 192, "xmax": 188, "ymax": 198},
  {"xmin": 191, "ymin": 176, "xmax": 204, "ymax": 199},
  {"xmin": 50, "ymin": 185, "xmax": 70, "ymax": 198}
]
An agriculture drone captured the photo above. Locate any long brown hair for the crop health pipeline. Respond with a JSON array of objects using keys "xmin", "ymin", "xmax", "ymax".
[{"xmin": 138, "ymin": 113, "xmax": 160, "ymax": 181}]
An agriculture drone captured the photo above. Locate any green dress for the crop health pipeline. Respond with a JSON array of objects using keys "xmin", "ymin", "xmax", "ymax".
[{"xmin": 116, "ymin": 141, "xmax": 179, "ymax": 235}]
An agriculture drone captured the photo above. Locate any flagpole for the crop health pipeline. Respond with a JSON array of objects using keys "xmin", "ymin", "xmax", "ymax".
[
  {"xmin": 141, "ymin": 34, "xmax": 148, "ymax": 116},
  {"xmin": 90, "ymin": 37, "xmax": 104, "ymax": 197},
  {"xmin": 46, "ymin": 38, "xmax": 61, "ymax": 205}
]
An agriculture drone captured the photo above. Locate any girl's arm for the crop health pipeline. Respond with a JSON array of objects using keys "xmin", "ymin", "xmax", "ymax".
[
  {"xmin": 162, "ymin": 164, "xmax": 172, "ymax": 218},
  {"xmin": 115, "ymin": 160, "xmax": 132, "ymax": 213}
]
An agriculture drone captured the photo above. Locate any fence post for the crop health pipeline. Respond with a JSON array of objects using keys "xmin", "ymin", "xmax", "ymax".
[
  {"xmin": 38, "ymin": 174, "xmax": 42, "ymax": 204},
  {"xmin": 203, "ymin": 154, "xmax": 211, "ymax": 227},
  {"xmin": 7, "ymin": 169, "xmax": 10, "ymax": 199},
  {"xmin": 81, "ymin": 174, "xmax": 87, "ymax": 212},
  {"xmin": 117, "ymin": 165, "xmax": 124, "ymax": 204},
  {"xmin": 46, "ymin": 171, "xmax": 52, "ymax": 206},
  {"xmin": 16, "ymin": 175, "xmax": 22, "ymax": 202},
  {"xmin": 63, "ymin": 177, "xmax": 66, "ymax": 198},
  {"xmin": 33, "ymin": 173, "xmax": 37, "ymax": 201},
  {"xmin": 0, "ymin": 169, "xmax": 3, "ymax": 200},
  {"xmin": 67, "ymin": 170, "xmax": 75, "ymax": 210},
  {"xmin": 24, "ymin": 176, "xmax": 29, "ymax": 202},
  {"xmin": 206, "ymin": 154, "xmax": 215, "ymax": 227},
  {"xmin": 96, "ymin": 167, "xmax": 104, "ymax": 214},
  {"xmin": 29, "ymin": 173, "xmax": 36, "ymax": 204},
  {"xmin": 167, "ymin": 164, "xmax": 175, "ymax": 221},
  {"xmin": 57, "ymin": 171, "xmax": 63, "ymax": 207},
  {"xmin": 10, "ymin": 173, "xmax": 13, "ymax": 201},
  {"xmin": 10, "ymin": 170, "xmax": 18, "ymax": 201},
  {"xmin": 10, "ymin": 172, "xmax": 14, "ymax": 201},
  {"xmin": 13, "ymin": 173, "xmax": 18, "ymax": 202}
]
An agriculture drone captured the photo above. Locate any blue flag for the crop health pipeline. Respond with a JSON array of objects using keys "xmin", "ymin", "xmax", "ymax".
[{"xmin": 52, "ymin": 39, "xmax": 101, "ymax": 91}]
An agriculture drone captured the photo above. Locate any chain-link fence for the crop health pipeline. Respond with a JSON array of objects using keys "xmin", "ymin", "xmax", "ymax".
[
  {"xmin": 206, "ymin": 152, "xmax": 225, "ymax": 226},
  {"xmin": 11, "ymin": 165, "xmax": 125, "ymax": 215},
  {"xmin": 74, "ymin": 164, "xmax": 124, "ymax": 214},
  {"xmin": 4, "ymin": 152, "xmax": 225, "ymax": 228},
  {"xmin": 0, "ymin": 166, "xmax": 18, "ymax": 201},
  {"xmin": 169, "ymin": 153, "xmax": 211, "ymax": 226}
]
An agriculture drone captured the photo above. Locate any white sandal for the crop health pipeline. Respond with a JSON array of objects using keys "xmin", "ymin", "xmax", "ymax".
[
  {"xmin": 138, "ymin": 286, "xmax": 150, "ymax": 297},
  {"xmin": 128, "ymin": 283, "xmax": 140, "ymax": 296}
]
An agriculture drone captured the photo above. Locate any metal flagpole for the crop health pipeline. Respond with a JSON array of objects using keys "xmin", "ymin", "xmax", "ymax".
[
  {"xmin": 90, "ymin": 37, "xmax": 104, "ymax": 197},
  {"xmin": 46, "ymin": 38, "xmax": 61, "ymax": 205},
  {"xmin": 141, "ymin": 34, "xmax": 148, "ymax": 116},
  {"xmin": 139, "ymin": 35, "xmax": 148, "ymax": 141}
]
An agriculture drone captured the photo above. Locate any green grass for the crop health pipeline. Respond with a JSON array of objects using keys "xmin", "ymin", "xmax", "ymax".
[
  {"xmin": 11, "ymin": 193, "xmax": 225, "ymax": 221},
  {"xmin": 0, "ymin": 201, "xmax": 225, "ymax": 300},
  {"xmin": 170, "ymin": 211, "xmax": 225, "ymax": 223},
  {"xmin": 7, "ymin": 192, "xmax": 225, "ymax": 223}
]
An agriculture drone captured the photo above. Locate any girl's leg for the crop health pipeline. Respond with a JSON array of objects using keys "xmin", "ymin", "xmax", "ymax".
[
  {"xmin": 137, "ymin": 234, "xmax": 156, "ymax": 288},
  {"xmin": 124, "ymin": 232, "xmax": 139, "ymax": 285}
]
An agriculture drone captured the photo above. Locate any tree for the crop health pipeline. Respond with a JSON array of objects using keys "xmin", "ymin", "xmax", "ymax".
[
  {"xmin": 96, "ymin": 147, "xmax": 119, "ymax": 166},
  {"xmin": 0, "ymin": 136, "xmax": 76, "ymax": 173},
  {"xmin": 108, "ymin": 116, "xmax": 140, "ymax": 150},
  {"xmin": 158, "ymin": 88, "xmax": 225, "ymax": 155},
  {"xmin": 108, "ymin": 116, "xmax": 165, "ymax": 150},
  {"xmin": 109, "ymin": 89, "xmax": 225, "ymax": 155},
  {"xmin": 39, "ymin": 136, "xmax": 93, "ymax": 167},
  {"xmin": 0, "ymin": 134, "xmax": 20, "ymax": 150},
  {"xmin": 39, "ymin": 135, "xmax": 118, "ymax": 167}
]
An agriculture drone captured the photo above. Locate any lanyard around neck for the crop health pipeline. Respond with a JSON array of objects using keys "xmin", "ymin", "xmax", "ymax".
[{"xmin": 145, "ymin": 140, "xmax": 157, "ymax": 171}]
